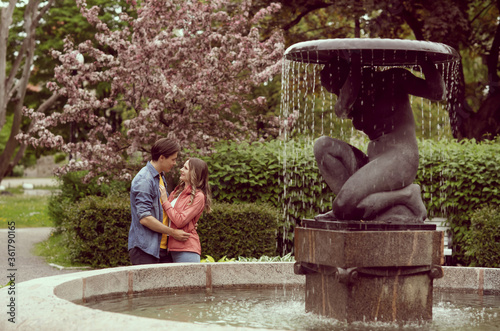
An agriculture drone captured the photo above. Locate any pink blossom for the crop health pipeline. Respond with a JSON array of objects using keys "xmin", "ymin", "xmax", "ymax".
[{"xmin": 22, "ymin": 0, "xmax": 284, "ymax": 181}]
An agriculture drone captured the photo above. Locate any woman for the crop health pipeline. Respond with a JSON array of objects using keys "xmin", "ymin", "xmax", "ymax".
[{"xmin": 159, "ymin": 157, "xmax": 212, "ymax": 262}]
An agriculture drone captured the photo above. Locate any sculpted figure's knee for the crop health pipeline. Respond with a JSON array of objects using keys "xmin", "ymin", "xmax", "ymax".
[
  {"xmin": 358, "ymin": 184, "xmax": 427, "ymax": 222},
  {"xmin": 314, "ymin": 136, "xmax": 363, "ymax": 195}
]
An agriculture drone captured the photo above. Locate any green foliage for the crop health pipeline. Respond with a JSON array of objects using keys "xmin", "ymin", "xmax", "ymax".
[
  {"xmin": 200, "ymin": 141, "xmax": 282, "ymax": 206},
  {"xmin": 48, "ymin": 171, "xmax": 130, "ymax": 230},
  {"xmin": 462, "ymin": 205, "xmax": 500, "ymax": 268},
  {"xmin": 200, "ymin": 253, "xmax": 295, "ymax": 263},
  {"xmin": 200, "ymin": 139, "xmax": 332, "ymax": 255},
  {"xmin": 416, "ymin": 139, "xmax": 500, "ymax": 263},
  {"xmin": 197, "ymin": 202, "xmax": 279, "ymax": 261},
  {"xmin": 0, "ymin": 114, "xmax": 13, "ymax": 151},
  {"xmin": 54, "ymin": 153, "xmax": 67, "ymax": 164},
  {"xmin": 48, "ymin": 139, "xmax": 500, "ymax": 267},
  {"xmin": 33, "ymin": 0, "xmax": 131, "ymax": 85},
  {"xmin": 11, "ymin": 165, "xmax": 24, "ymax": 177},
  {"xmin": 53, "ymin": 189, "xmax": 278, "ymax": 267},
  {"xmin": 202, "ymin": 138, "xmax": 500, "ymax": 262},
  {"xmin": 62, "ymin": 193, "xmax": 131, "ymax": 268},
  {"xmin": 201, "ymin": 255, "xmax": 236, "ymax": 263},
  {"xmin": 34, "ymin": 232, "xmax": 89, "ymax": 268},
  {"xmin": 237, "ymin": 253, "xmax": 295, "ymax": 262}
]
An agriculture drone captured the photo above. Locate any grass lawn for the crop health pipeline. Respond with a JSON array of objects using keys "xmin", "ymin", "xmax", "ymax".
[
  {"xmin": 0, "ymin": 187, "xmax": 91, "ymax": 267},
  {"xmin": 0, "ymin": 190, "xmax": 54, "ymax": 228},
  {"xmin": 32, "ymin": 232, "xmax": 90, "ymax": 268}
]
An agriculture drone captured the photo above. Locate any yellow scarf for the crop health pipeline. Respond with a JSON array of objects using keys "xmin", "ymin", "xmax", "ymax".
[{"xmin": 159, "ymin": 176, "xmax": 169, "ymax": 249}]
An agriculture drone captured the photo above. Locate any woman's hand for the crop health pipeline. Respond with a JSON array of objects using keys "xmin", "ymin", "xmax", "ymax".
[{"xmin": 159, "ymin": 185, "xmax": 168, "ymax": 203}]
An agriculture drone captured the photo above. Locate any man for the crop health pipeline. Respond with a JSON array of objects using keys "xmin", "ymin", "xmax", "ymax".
[{"xmin": 128, "ymin": 138, "xmax": 190, "ymax": 265}]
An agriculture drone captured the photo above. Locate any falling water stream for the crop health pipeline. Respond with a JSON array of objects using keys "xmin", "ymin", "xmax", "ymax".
[
  {"xmin": 278, "ymin": 46, "xmax": 462, "ymax": 252},
  {"xmin": 83, "ymin": 286, "xmax": 500, "ymax": 330}
]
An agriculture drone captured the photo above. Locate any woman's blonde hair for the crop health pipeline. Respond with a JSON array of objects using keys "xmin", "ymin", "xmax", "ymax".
[{"xmin": 173, "ymin": 157, "xmax": 212, "ymax": 213}]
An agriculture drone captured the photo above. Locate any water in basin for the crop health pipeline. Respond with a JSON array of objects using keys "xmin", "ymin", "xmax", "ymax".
[{"xmin": 83, "ymin": 286, "xmax": 500, "ymax": 330}]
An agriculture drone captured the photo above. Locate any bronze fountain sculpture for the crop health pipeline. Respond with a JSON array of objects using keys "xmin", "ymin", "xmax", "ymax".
[{"xmin": 284, "ymin": 38, "xmax": 460, "ymax": 323}]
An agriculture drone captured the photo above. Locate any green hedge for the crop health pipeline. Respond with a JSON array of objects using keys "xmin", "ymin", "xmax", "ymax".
[
  {"xmin": 55, "ymin": 138, "xmax": 500, "ymax": 267},
  {"xmin": 59, "ymin": 195, "xmax": 279, "ymax": 267},
  {"xmin": 197, "ymin": 202, "xmax": 279, "ymax": 261},
  {"xmin": 201, "ymin": 139, "xmax": 500, "ymax": 264},
  {"xmin": 462, "ymin": 205, "xmax": 500, "ymax": 267},
  {"xmin": 49, "ymin": 171, "xmax": 130, "ymax": 230},
  {"xmin": 62, "ymin": 194, "xmax": 131, "ymax": 268},
  {"xmin": 416, "ymin": 139, "xmax": 500, "ymax": 263},
  {"xmin": 200, "ymin": 140, "xmax": 332, "ymax": 255}
]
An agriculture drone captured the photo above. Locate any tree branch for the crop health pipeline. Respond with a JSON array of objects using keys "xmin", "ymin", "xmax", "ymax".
[
  {"xmin": 2, "ymin": 0, "xmax": 56, "ymax": 124},
  {"xmin": 0, "ymin": 0, "xmax": 56, "ymax": 180},
  {"xmin": 401, "ymin": 8, "xmax": 424, "ymax": 40},
  {"xmin": 37, "ymin": 92, "xmax": 60, "ymax": 113},
  {"xmin": 470, "ymin": 1, "xmax": 494, "ymax": 24},
  {"xmin": 281, "ymin": 3, "xmax": 333, "ymax": 32}
]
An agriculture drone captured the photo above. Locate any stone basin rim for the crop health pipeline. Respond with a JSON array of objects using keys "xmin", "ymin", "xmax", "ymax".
[{"xmin": 2, "ymin": 263, "xmax": 500, "ymax": 331}]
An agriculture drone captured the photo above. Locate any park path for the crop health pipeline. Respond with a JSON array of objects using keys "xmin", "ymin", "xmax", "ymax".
[
  {"xmin": 0, "ymin": 227, "xmax": 86, "ymax": 283},
  {"xmin": 1, "ymin": 178, "xmax": 88, "ymax": 283}
]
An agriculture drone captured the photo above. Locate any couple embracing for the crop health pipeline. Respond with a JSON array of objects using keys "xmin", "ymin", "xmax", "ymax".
[{"xmin": 128, "ymin": 138, "xmax": 212, "ymax": 265}]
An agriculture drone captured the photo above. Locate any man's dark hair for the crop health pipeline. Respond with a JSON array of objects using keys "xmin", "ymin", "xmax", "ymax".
[{"xmin": 151, "ymin": 138, "xmax": 180, "ymax": 161}]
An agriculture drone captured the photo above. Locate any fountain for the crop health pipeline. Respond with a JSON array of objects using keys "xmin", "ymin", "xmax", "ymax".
[
  {"xmin": 284, "ymin": 38, "xmax": 461, "ymax": 322},
  {"xmin": 3, "ymin": 39, "xmax": 498, "ymax": 330},
  {"xmin": 1, "ymin": 263, "xmax": 499, "ymax": 330}
]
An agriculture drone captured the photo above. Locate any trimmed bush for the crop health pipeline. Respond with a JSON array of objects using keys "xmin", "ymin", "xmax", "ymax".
[
  {"xmin": 197, "ymin": 202, "xmax": 279, "ymax": 261},
  {"xmin": 62, "ymin": 194, "xmax": 131, "ymax": 268},
  {"xmin": 49, "ymin": 171, "xmax": 130, "ymax": 230},
  {"xmin": 462, "ymin": 205, "xmax": 500, "ymax": 267},
  {"xmin": 54, "ymin": 138, "xmax": 500, "ymax": 266},
  {"xmin": 201, "ymin": 138, "xmax": 500, "ymax": 263},
  {"xmin": 59, "ymin": 195, "xmax": 278, "ymax": 267},
  {"xmin": 200, "ymin": 140, "xmax": 331, "ymax": 255},
  {"xmin": 417, "ymin": 139, "xmax": 500, "ymax": 263}
]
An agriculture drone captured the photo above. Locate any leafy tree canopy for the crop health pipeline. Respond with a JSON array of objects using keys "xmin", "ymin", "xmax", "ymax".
[{"xmin": 19, "ymin": 0, "xmax": 284, "ymax": 182}]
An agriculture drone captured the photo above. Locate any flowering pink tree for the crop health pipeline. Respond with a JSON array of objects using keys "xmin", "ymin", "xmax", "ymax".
[{"xmin": 18, "ymin": 0, "xmax": 284, "ymax": 182}]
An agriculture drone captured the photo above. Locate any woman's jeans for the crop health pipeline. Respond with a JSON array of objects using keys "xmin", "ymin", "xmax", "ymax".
[{"xmin": 170, "ymin": 251, "xmax": 200, "ymax": 263}]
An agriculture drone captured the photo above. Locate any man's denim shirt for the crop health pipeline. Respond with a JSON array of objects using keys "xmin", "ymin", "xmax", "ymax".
[{"xmin": 128, "ymin": 162, "xmax": 168, "ymax": 259}]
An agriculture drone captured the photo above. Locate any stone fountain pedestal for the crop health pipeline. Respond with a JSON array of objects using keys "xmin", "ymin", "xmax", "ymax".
[{"xmin": 294, "ymin": 220, "xmax": 444, "ymax": 323}]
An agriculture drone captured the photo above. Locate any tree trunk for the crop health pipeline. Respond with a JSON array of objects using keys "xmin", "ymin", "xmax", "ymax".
[
  {"xmin": 0, "ymin": 0, "xmax": 56, "ymax": 183},
  {"xmin": 0, "ymin": 93, "xmax": 59, "ymax": 183},
  {"xmin": 0, "ymin": 0, "xmax": 17, "ymax": 129}
]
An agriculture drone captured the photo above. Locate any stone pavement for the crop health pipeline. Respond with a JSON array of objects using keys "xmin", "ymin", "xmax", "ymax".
[{"xmin": 0, "ymin": 227, "xmax": 85, "ymax": 283}]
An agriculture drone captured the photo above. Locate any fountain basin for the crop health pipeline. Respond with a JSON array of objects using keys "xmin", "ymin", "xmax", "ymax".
[
  {"xmin": 1, "ymin": 263, "xmax": 499, "ymax": 330},
  {"xmin": 284, "ymin": 38, "xmax": 460, "ymax": 66}
]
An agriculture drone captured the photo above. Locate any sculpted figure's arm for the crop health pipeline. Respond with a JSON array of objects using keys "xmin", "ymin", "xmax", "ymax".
[
  {"xmin": 335, "ymin": 53, "xmax": 362, "ymax": 119},
  {"xmin": 404, "ymin": 60, "xmax": 446, "ymax": 101}
]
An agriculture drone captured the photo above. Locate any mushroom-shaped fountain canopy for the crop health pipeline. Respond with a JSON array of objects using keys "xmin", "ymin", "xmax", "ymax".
[{"xmin": 284, "ymin": 38, "xmax": 460, "ymax": 66}]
